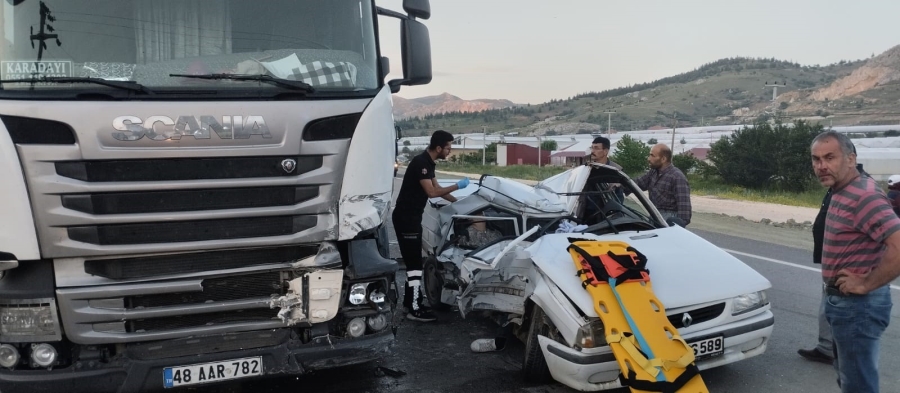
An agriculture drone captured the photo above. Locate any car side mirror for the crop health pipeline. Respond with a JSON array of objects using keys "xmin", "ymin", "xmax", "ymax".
[{"xmin": 666, "ymin": 217, "xmax": 686, "ymax": 227}]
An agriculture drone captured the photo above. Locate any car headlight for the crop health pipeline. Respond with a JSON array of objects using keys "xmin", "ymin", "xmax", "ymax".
[
  {"xmin": 574, "ymin": 318, "xmax": 606, "ymax": 349},
  {"xmin": 732, "ymin": 291, "xmax": 768, "ymax": 315}
]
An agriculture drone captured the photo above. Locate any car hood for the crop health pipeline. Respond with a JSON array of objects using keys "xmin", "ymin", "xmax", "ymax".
[{"xmin": 526, "ymin": 226, "xmax": 771, "ymax": 316}]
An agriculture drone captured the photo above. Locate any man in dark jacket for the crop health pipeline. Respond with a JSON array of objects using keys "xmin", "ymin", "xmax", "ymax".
[
  {"xmin": 797, "ymin": 188, "xmax": 834, "ymax": 364},
  {"xmin": 798, "ymin": 162, "xmax": 867, "ymax": 364}
]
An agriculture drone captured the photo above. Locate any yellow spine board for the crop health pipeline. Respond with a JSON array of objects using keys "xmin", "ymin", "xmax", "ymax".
[{"xmin": 569, "ymin": 240, "xmax": 708, "ymax": 393}]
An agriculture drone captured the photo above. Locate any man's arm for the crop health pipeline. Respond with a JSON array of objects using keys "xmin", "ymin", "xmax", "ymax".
[
  {"xmin": 419, "ymin": 178, "xmax": 458, "ymax": 199},
  {"xmin": 434, "ymin": 178, "xmax": 458, "ymax": 202},
  {"xmin": 836, "ymin": 231, "xmax": 900, "ymax": 294},
  {"xmin": 674, "ymin": 175, "xmax": 692, "ymax": 224},
  {"xmin": 633, "ymin": 171, "xmax": 651, "ymax": 191}
]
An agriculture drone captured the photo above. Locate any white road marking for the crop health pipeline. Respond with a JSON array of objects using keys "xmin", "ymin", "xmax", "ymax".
[{"xmin": 724, "ymin": 248, "xmax": 900, "ymax": 292}]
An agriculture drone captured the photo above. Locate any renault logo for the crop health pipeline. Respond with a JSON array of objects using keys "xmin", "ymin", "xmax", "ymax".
[
  {"xmin": 682, "ymin": 313, "xmax": 693, "ymax": 328},
  {"xmin": 281, "ymin": 159, "xmax": 297, "ymax": 173}
]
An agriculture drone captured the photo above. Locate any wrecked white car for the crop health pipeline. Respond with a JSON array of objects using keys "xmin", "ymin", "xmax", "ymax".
[{"xmin": 421, "ymin": 164, "xmax": 774, "ymax": 391}]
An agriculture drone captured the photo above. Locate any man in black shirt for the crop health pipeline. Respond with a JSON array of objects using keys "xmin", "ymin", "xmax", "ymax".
[
  {"xmin": 393, "ymin": 130, "xmax": 469, "ymax": 322},
  {"xmin": 797, "ymin": 188, "xmax": 834, "ymax": 364},
  {"xmin": 798, "ymin": 162, "xmax": 867, "ymax": 365}
]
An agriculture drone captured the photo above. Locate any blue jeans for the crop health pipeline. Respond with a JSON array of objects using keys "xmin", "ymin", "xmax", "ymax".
[{"xmin": 824, "ymin": 285, "xmax": 892, "ymax": 393}]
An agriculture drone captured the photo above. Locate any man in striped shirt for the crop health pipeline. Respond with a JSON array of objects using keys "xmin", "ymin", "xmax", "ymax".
[
  {"xmin": 632, "ymin": 144, "xmax": 692, "ymax": 226},
  {"xmin": 810, "ymin": 130, "xmax": 900, "ymax": 393}
]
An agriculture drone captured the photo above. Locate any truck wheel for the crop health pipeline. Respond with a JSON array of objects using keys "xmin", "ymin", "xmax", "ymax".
[
  {"xmin": 423, "ymin": 257, "xmax": 450, "ymax": 311},
  {"xmin": 523, "ymin": 305, "xmax": 553, "ymax": 383}
]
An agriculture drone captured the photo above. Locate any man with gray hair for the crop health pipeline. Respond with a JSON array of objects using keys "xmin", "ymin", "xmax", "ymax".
[{"xmin": 810, "ymin": 130, "xmax": 900, "ymax": 392}]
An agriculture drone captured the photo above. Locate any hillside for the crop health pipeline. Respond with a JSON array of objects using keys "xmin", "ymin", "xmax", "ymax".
[
  {"xmin": 392, "ymin": 93, "xmax": 516, "ymax": 120},
  {"xmin": 395, "ymin": 45, "xmax": 900, "ymax": 137}
]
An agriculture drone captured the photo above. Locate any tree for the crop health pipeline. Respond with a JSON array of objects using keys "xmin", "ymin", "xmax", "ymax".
[
  {"xmin": 540, "ymin": 140, "xmax": 558, "ymax": 151},
  {"xmin": 707, "ymin": 120, "xmax": 822, "ymax": 191},
  {"xmin": 403, "ymin": 140, "xmax": 411, "ymax": 146},
  {"xmin": 672, "ymin": 152, "xmax": 699, "ymax": 174},
  {"xmin": 779, "ymin": 102, "xmax": 789, "ymax": 110},
  {"xmin": 611, "ymin": 135, "xmax": 650, "ymax": 174}
]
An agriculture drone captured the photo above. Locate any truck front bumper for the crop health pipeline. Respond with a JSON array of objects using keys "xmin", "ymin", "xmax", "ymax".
[{"xmin": 0, "ymin": 329, "xmax": 394, "ymax": 393}]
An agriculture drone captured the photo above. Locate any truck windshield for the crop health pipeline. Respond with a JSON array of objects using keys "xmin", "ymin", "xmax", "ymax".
[{"xmin": 0, "ymin": 0, "xmax": 380, "ymax": 98}]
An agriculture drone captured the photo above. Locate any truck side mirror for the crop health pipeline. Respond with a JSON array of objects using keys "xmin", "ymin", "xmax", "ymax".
[
  {"xmin": 403, "ymin": 0, "xmax": 431, "ymax": 20},
  {"xmin": 388, "ymin": 18, "xmax": 432, "ymax": 92}
]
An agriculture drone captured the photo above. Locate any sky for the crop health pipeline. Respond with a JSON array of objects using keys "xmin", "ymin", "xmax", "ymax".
[{"xmin": 377, "ymin": 0, "xmax": 900, "ymax": 105}]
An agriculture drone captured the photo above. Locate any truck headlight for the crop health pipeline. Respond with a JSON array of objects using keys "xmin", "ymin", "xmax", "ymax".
[
  {"xmin": 349, "ymin": 283, "xmax": 370, "ymax": 305},
  {"xmin": 0, "ymin": 299, "xmax": 62, "ymax": 342},
  {"xmin": 0, "ymin": 344, "xmax": 20, "ymax": 368},
  {"xmin": 574, "ymin": 318, "xmax": 606, "ymax": 349},
  {"xmin": 732, "ymin": 291, "xmax": 768, "ymax": 315},
  {"xmin": 30, "ymin": 343, "xmax": 57, "ymax": 367}
]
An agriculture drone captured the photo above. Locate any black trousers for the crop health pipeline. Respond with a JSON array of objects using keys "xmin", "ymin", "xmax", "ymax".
[{"xmin": 392, "ymin": 209, "xmax": 424, "ymax": 310}]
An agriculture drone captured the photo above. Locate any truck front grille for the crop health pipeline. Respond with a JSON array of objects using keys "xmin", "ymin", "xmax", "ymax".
[
  {"xmin": 55, "ymin": 156, "xmax": 322, "ymax": 182},
  {"xmin": 56, "ymin": 267, "xmax": 319, "ymax": 344},
  {"xmin": 67, "ymin": 215, "xmax": 317, "ymax": 245},
  {"xmin": 17, "ymin": 141, "xmax": 343, "ymax": 258},
  {"xmin": 84, "ymin": 245, "xmax": 318, "ymax": 280},
  {"xmin": 128, "ymin": 309, "xmax": 281, "ymax": 333},
  {"xmin": 126, "ymin": 271, "xmax": 284, "ymax": 308},
  {"xmin": 61, "ymin": 186, "xmax": 318, "ymax": 215}
]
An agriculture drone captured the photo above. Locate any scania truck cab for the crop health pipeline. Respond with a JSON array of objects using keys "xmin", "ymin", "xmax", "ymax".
[{"xmin": 0, "ymin": 0, "xmax": 432, "ymax": 391}]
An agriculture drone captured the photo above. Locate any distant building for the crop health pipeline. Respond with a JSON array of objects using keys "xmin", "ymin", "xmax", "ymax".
[
  {"xmin": 497, "ymin": 143, "xmax": 551, "ymax": 167},
  {"xmin": 550, "ymin": 150, "xmax": 589, "ymax": 166}
]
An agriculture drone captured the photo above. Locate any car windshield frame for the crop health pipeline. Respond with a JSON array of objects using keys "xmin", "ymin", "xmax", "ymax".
[{"xmin": 0, "ymin": 0, "xmax": 382, "ymax": 100}]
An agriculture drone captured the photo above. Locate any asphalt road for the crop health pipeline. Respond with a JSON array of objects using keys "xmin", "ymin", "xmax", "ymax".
[{"xmin": 193, "ymin": 170, "xmax": 900, "ymax": 393}]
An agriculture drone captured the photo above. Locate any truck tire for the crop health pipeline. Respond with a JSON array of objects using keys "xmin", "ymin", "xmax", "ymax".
[
  {"xmin": 523, "ymin": 304, "xmax": 553, "ymax": 383},
  {"xmin": 423, "ymin": 257, "xmax": 450, "ymax": 311}
]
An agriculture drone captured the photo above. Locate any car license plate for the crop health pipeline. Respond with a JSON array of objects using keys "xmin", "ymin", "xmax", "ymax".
[
  {"xmin": 163, "ymin": 356, "xmax": 262, "ymax": 388},
  {"xmin": 689, "ymin": 336, "xmax": 724, "ymax": 360}
]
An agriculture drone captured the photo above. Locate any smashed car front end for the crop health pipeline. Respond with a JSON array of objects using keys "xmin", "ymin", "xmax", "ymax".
[
  {"xmin": 527, "ymin": 228, "xmax": 774, "ymax": 391},
  {"xmin": 537, "ymin": 298, "xmax": 773, "ymax": 391}
]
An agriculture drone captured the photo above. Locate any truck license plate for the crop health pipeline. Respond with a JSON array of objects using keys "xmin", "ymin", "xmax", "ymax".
[
  {"xmin": 163, "ymin": 356, "xmax": 262, "ymax": 388},
  {"xmin": 688, "ymin": 336, "xmax": 724, "ymax": 360}
]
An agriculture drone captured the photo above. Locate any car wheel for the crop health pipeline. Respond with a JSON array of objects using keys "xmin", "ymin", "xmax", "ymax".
[
  {"xmin": 523, "ymin": 305, "xmax": 553, "ymax": 383},
  {"xmin": 423, "ymin": 257, "xmax": 450, "ymax": 311}
]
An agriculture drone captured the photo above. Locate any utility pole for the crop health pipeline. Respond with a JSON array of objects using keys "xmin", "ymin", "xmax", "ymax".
[
  {"xmin": 670, "ymin": 113, "xmax": 678, "ymax": 148},
  {"xmin": 30, "ymin": 1, "xmax": 61, "ymax": 63},
  {"xmin": 537, "ymin": 136, "xmax": 541, "ymax": 168},
  {"xmin": 603, "ymin": 111, "xmax": 616, "ymax": 135},
  {"xmin": 482, "ymin": 126, "xmax": 486, "ymax": 166},
  {"xmin": 764, "ymin": 81, "xmax": 786, "ymax": 102}
]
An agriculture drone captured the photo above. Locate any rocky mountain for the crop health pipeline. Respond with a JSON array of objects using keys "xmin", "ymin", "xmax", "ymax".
[
  {"xmin": 809, "ymin": 45, "xmax": 900, "ymax": 101},
  {"xmin": 392, "ymin": 93, "xmax": 516, "ymax": 120},
  {"xmin": 395, "ymin": 45, "xmax": 900, "ymax": 136}
]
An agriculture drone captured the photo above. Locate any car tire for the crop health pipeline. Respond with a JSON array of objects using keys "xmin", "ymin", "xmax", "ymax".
[
  {"xmin": 423, "ymin": 257, "xmax": 450, "ymax": 311},
  {"xmin": 523, "ymin": 304, "xmax": 553, "ymax": 383}
]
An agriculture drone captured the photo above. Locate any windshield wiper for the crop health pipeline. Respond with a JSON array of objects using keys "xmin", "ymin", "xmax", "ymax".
[
  {"xmin": 169, "ymin": 73, "xmax": 315, "ymax": 92},
  {"xmin": 0, "ymin": 76, "xmax": 154, "ymax": 94}
]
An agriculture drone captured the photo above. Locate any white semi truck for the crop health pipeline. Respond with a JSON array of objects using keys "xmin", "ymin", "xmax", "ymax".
[{"xmin": 0, "ymin": 0, "xmax": 431, "ymax": 391}]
